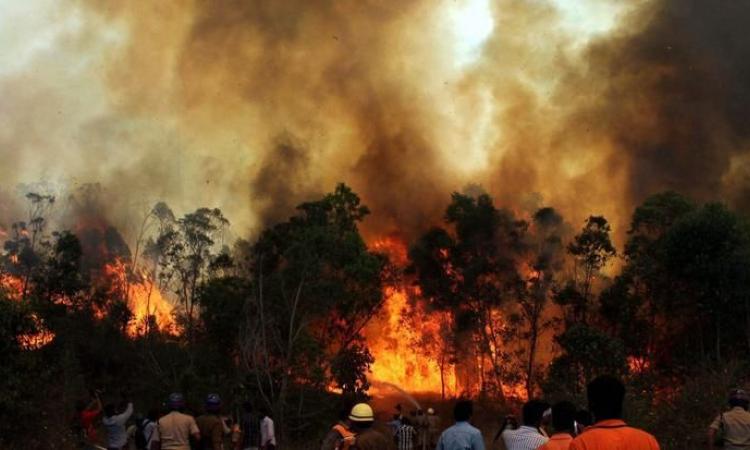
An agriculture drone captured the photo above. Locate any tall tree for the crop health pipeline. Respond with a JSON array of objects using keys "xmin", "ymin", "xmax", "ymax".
[{"xmin": 242, "ymin": 184, "xmax": 386, "ymax": 437}]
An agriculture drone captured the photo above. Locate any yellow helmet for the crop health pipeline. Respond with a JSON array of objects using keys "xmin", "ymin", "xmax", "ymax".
[{"xmin": 349, "ymin": 403, "xmax": 375, "ymax": 422}]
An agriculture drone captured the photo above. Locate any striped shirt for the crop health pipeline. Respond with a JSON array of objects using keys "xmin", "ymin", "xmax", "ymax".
[
  {"xmin": 398, "ymin": 424, "xmax": 417, "ymax": 450},
  {"xmin": 502, "ymin": 426, "xmax": 549, "ymax": 450}
]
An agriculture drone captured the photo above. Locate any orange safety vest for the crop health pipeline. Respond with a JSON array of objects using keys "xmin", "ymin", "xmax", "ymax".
[{"xmin": 333, "ymin": 424, "xmax": 356, "ymax": 450}]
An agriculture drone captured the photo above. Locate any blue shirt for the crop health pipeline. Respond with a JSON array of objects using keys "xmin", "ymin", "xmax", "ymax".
[{"xmin": 437, "ymin": 421, "xmax": 485, "ymax": 450}]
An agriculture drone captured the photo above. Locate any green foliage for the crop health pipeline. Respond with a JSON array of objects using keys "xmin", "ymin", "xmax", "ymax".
[{"xmin": 544, "ymin": 324, "xmax": 628, "ymax": 402}]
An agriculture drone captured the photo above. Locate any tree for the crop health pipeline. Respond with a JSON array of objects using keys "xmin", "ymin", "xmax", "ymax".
[
  {"xmin": 242, "ymin": 184, "xmax": 385, "ymax": 438},
  {"xmin": 151, "ymin": 205, "xmax": 229, "ymax": 339},
  {"xmin": 515, "ymin": 207, "xmax": 565, "ymax": 398},
  {"xmin": 564, "ymin": 216, "xmax": 616, "ymax": 323},
  {"xmin": 409, "ymin": 191, "xmax": 527, "ymax": 397}
]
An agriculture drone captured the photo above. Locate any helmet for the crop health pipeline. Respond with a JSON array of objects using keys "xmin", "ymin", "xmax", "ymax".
[
  {"xmin": 427, "ymin": 408, "xmax": 435, "ymax": 415},
  {"xmin": 349, "ymin": 403, "xmax": 375, "ymax": 422},
  {"xmin": 168, "ymin": 392, "xmax": 185, "ymax": 409},
  {"xmin": 206, "ymin": 394, "xmax": 222, "ymax": 411},
  {"xmin": 730, "ymin": 388, "xmax": 749, "ymax": 402}
]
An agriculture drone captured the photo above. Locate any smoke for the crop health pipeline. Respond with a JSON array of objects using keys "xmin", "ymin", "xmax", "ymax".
[{"xmin": 0, "ymin": 0, "xmax": 749, "ymax": 245}]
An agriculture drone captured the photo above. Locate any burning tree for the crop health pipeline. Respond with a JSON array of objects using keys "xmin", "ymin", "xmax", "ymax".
[{"xmin": 239, "ymin": 184, "xmax": 386, "ymax": 435}]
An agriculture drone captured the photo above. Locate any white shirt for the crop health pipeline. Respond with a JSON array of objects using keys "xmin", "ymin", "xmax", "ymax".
[
  {"xmin": 260, "ymin": 416, "xmax": 276, "ymax": 446},
  {"xmin": 502, "ymin": 426, "xmax": 548, "ymax": 450},
  {"xmin": 102, "ymin": 402, "xmax": 134, "ymax": 448}
]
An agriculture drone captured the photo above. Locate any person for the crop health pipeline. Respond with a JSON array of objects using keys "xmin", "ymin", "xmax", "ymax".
[
  {"xmin": 102, "ymin": 396, "xmax": 134, "ymax": 450},
  {"xmin": 537, "ymin": 402, "xmax": 576, "ymax": 450},
  {"xmin": 260, "ymin": 408, "xmax": 276, "ymax": 450},
  {"xmin": 388, "ymin": 414, "xmax": 403, "ymax": 440},
  {"xmin": 134, "ymin": 408, "xmax": 159, "ymax": 450},
  {"xmin": 240, "ymin": 402, "xmax": 260, "ymax": 450},
  {"xmin": 574, "ymin": 411, "xmax": 592, "ymax": 436},
  {"xmin": 347, "ymin": 402, "xmax": 395, "ymax": 450},
  {"xmin": 501, "ymin": 400, "xmax": 549, "ymax": 450},
  {"xmin": 75, "ymin": 391, "xmax": 103, "ymax": 447},
  {"xmin": 708, "ymin": 388, "xmax": 750, "ymax": 450},
  {"xmin": 569, "ymin": 375, "xmax": 659, "ymax": 450},
  {"xmin": 154, "ymin": 392, "xmax": 201, "ymax": 450},
  {"xmin": 196, "ymin": 394, "xmax": 225, "ymax": 450},
  {"xmin": 426, "ymin": 408, "xmax": 440, "ymax": 449},
  {"xmin": 492, "ymin": 415, "xmax": 519, "ymax": 443},
  {"xmin": 321, "ymin": 405, "xmax": 355, "ymax": 450},
  {"xmin": 436, "ymin": 400, "xmax": 484, "ymax": 450},
  {"xmin": 397, "ymin": 417, "xmax": 417, "ymax": 450}
]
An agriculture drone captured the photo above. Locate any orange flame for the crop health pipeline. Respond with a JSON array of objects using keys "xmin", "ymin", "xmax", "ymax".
[
  {"xmin": 366, "ymin": 237, "xmax": 457, "ymax": 396},
  {"xmin": 0, "ymin": 273, "xmax": 56, "ymax": 349},
  {"xmin": 102, "ymin": 259, "xmax": 175, "ymax": 336}
]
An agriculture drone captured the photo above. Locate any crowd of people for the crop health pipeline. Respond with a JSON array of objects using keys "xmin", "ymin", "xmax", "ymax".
[
  {"xmin": 73, "ymin": 374, "xmax": 750, "ymax": 450},
  {"xmin": 73, "ymin": 392, "xmax": 275, "ymax": 450}
]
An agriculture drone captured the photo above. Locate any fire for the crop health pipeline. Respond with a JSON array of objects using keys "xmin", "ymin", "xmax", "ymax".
[
  {"xmin": 102, "ymin": 259, "xmax": 175, "ymax": 336},
  {"xmin": 366, "ymin": 237, "xmax": 458, "ymax": 396},
  {"xmin": 0, "ymin": 273, "xmax": 56, "ymax": 349}
]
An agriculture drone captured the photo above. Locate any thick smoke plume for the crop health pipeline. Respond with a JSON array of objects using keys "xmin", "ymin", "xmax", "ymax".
[{"xmin": 0, "ymin": 0, "xmax": 749, "ymax": 243}]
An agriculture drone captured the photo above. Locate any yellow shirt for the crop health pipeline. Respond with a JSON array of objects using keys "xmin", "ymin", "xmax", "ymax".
[{"xmin": 711, "ymin": 407, "xmax": 750, "ymax": 449}]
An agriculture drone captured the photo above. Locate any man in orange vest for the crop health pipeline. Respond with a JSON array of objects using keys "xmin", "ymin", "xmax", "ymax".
[
  {"xmin": 570, "ymin": 375, "xmax": 659, "ymax": 450},
  {"xmin": 321, "ymin": 407, "xmax": 356, "ymax": 450}
]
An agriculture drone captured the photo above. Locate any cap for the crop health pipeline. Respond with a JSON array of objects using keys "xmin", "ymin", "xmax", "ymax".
[
  {"xmin": 730, "ymin": 388, "xmax": 749, "ymax": 402},
  {"xmin": 168, "ymin": 392, "xmax": 185, "ymax": 408},
  {"xmin": 349, "ymin": 403, "xmax": 375, "ymax": 422},
  {"xmin": 206, "ymin": 393, "xmax": 221, "ymax": 409}
]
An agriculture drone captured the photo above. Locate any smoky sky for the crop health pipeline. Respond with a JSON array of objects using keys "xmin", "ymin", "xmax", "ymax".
[{"xmin": 0, "ymin": 0, "xmax": 749, "ymax": 244}]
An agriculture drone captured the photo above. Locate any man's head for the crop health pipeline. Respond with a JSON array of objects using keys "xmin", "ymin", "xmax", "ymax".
[
  {"xmin": 147, "ymin": 407, "xmax": 160, "ymax": 421},
  {"xmin": 242, "ymin": 401, "xmax": 253, "ymax": 413},
  {"xmin": 453, "ymin": 400, "xmax": 473, "ymax": 423},
  {"xmin": 349, "ymin": 403, "xmax": 375, "ymax": 430},
  {"xmin": 550, "ymin": 401, "xmax": 576, "ymax": 434},
  {"xmin": 205, "ymin": 394, "xmax": 221, "ymax": 414},
  {"xmin": 522, "ymin": 400, "xmax": 550, "ymax": 427},
  {"xmin": 75, "ymin": 400, "xmax": 86, "ymax": 413},
  {"xmin": 729, "ymin": 388, "xmax": 750, "ymax": 409},
  {"xmin": 104, "ymin": 403, "xmax": 116, "ymax": 418},
  {"xmin": 168, "ymin": 392, "xmax": 185, "ymax": 412},
  {"xmin": 587, "ymin": 375, "xmax": 626, "ymax": 421}
]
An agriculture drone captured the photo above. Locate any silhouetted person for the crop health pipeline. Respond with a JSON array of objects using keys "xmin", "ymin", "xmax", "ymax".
[
  {"xmin": 574, "ymin": 410, "xmax": 592, "ymax": 436},
  {"xmin": 538, "ymin": 401, "xmax": 576, "ymax": 450},
  {"xmin": 570, "ymin": 375, "xmax": 659, "ymax": 450},
  {"xmin": 321, "ymin": 404, "xmax": 354, "ymax": 450},
  {"xmin": 102, "ymin": 394, "xmax": 133, "ymax": 450},
  {"xmin": 348, "ymin": 403, "xmax": 395, "ymax": 450},
  {"xmin": 436, "ymin": 400, "xmax": 484, "ymax": 450},
  {"xmin": 501, "ymin": 400, "xmax": 549, "ymax": 450},
  {"xmin": 154, "ymin": 393, "xmax": 200, "ymax": 450},
  {"xmin": 240, "ymin": 402, "xmax": 260, "ymax": 450},
  {"xmin": 708, "ymin": 388, "xmax": 750, "ymax": 450},
  {"xmin": 196, "ymin": 394, "xmax": 224, "ymax": 450}
]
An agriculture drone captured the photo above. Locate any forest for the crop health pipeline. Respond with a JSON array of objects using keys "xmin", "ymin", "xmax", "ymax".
[{"xmin": 1, "ymin": 184, "xmax": 748, "ymax": 449}]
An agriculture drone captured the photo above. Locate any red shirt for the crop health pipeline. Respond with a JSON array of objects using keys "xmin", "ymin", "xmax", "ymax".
[
  {"xmin": 570, "ymin": 420, "xmax": 659, "ymax": 450},
  {"xmin": 80, "ymin": 409, "xmax": 99, "ymax": 441}
]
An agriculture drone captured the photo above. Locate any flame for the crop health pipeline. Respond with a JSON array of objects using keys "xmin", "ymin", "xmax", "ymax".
[
  {"xmin": 0, "ymin": 273, "xmax": 56, "ymax": 349},
  {"xmin": 102, "ymin": 259, "xmax": 175, "ymax": 336},
  {"xmin": 366, "ymin": 237, "xmax": 458, "ymax": 396}
]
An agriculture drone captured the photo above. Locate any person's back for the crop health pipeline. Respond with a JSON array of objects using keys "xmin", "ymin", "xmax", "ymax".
[
  {"xmin": 159, "ymin": 410, "xmax": 200, "ymax": 450},
  {"xmin": 537, "ymin": 401, "xmax": 576, "ymax": 450},
  {"xmin": 436, "ymin": 400, "xmax": 484, "ymax": 450},
  {"xmin": 709, "ymin": 389, "xmax": 750, "ymax": 450},
  {"xmin": 570, "ymin": 421, "xmax": 658, "ymax": 450},
  {"xmin": 396, "ymin": 421, "xmax": 416, "ymax": 450},
  {"xmin": 241, "ymin": 403, "xmax": 261, "ymax": 450},
  {"xmin": 103, "ymin": 401, "xmax": 134, "ymax": 450},
  {"xmin": 501, "ymin": 400, "xmax": 549, "ymax": 450},
  {"xmin": 570, "ymin": 376, "xmax": 659, "ymax": 450},
  {"xmin": 354, "ymin": 427, "xmax": 396, "ymax": 450},
  {"xmin": 196, "ymin": 414, "xmax": 224, "ymax": 450}
]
